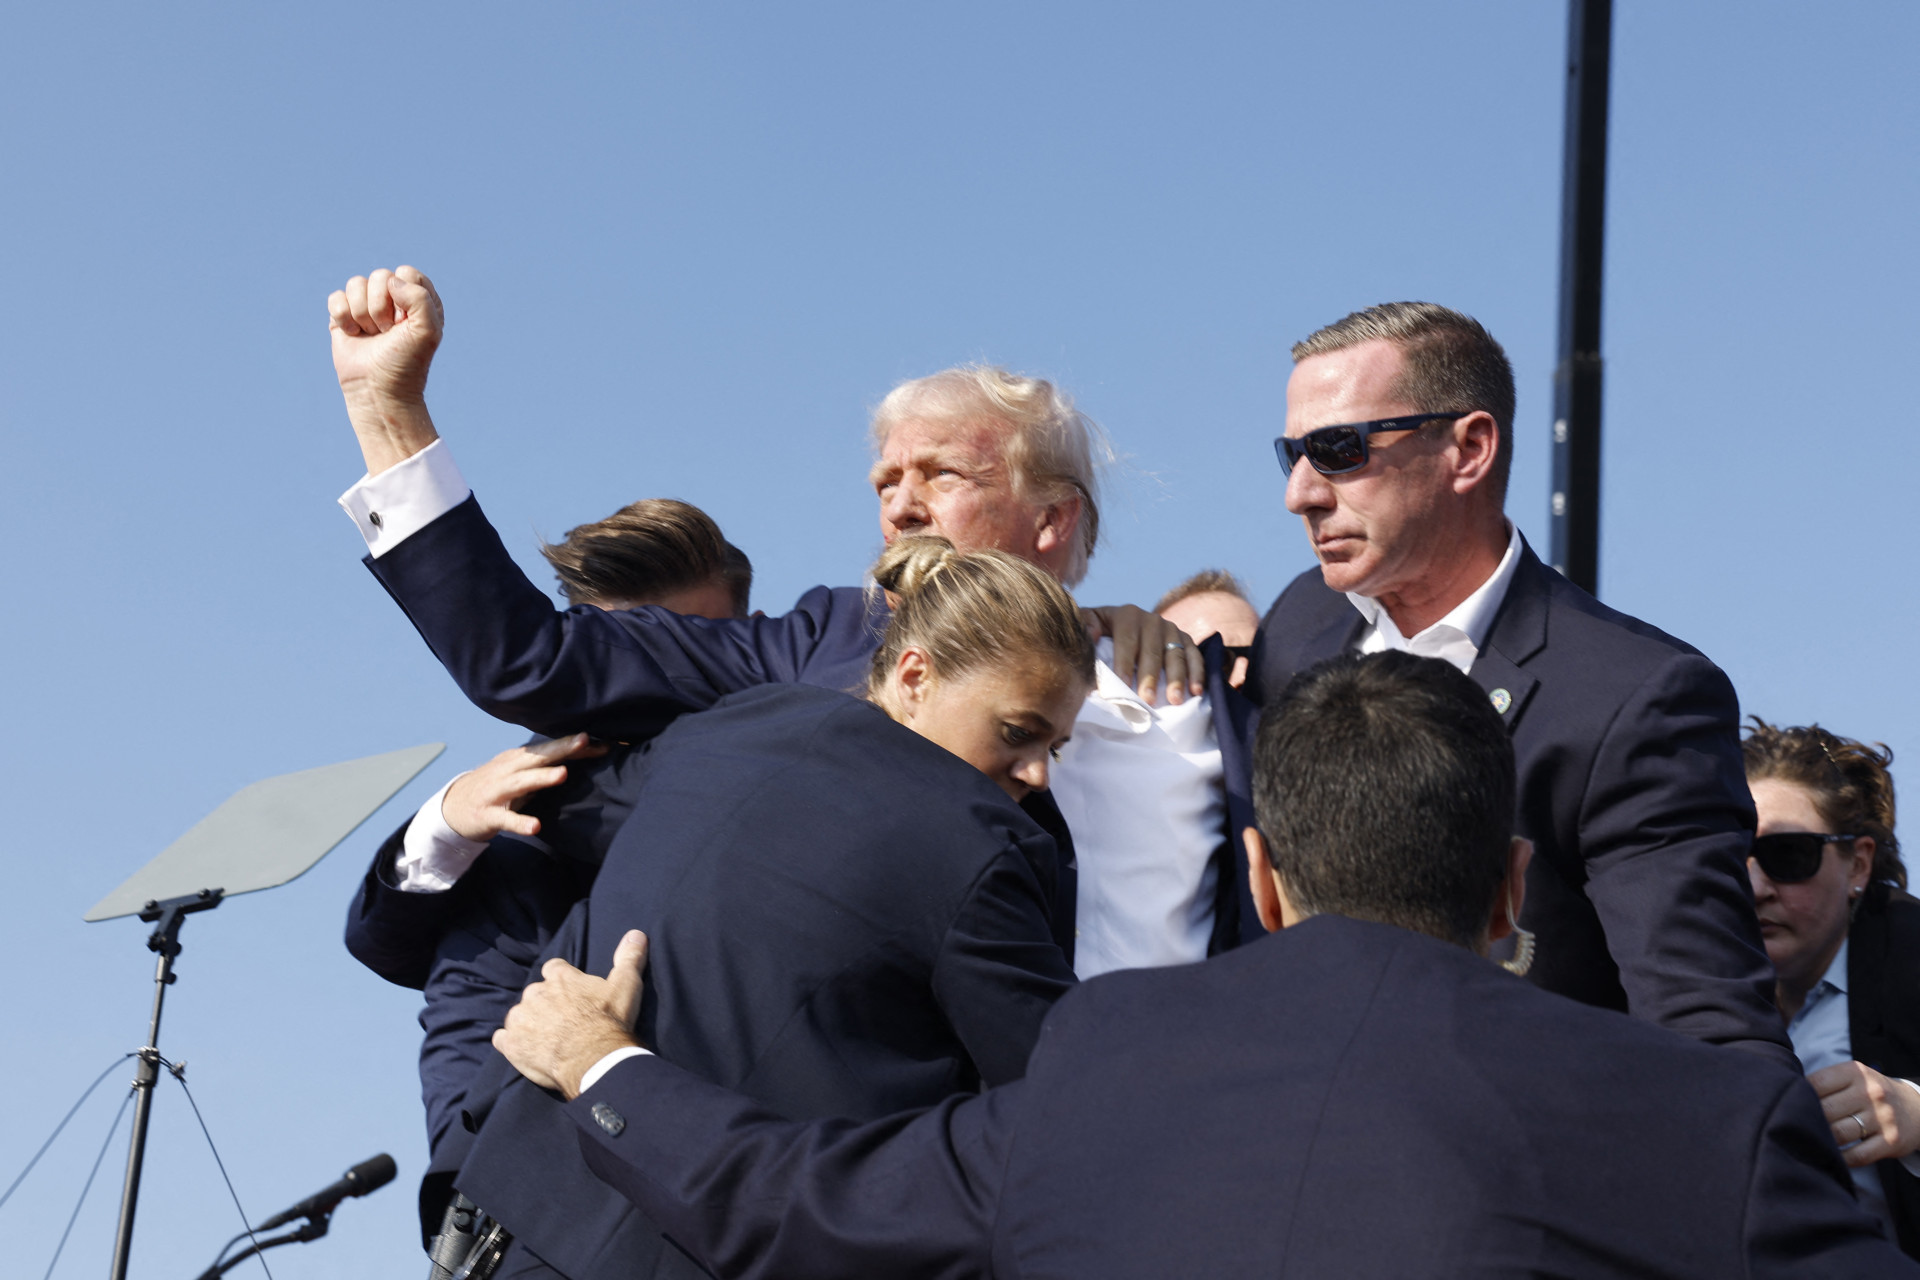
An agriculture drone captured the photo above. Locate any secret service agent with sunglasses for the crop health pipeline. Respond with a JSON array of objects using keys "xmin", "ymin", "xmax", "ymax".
[
  {"xmin": 1248, "ymin": 301, "xmax": 1796, "ymax": 1069},
  {"xmin": 1746, "ymin": 721, "xmax": 1920, "ymax": 1258}
]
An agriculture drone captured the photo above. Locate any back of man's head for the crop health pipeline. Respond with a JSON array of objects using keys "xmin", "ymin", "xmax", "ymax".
[
  {"xmin": 1252, "ymin": 651, "xmax": 1515, "ymax": 948},
  {"xmin": 540, "ymin": 498, "xmax": 751, "ymax": 616},
  {"xmin": 1292, "ymin": 302, "xmax": 1516, "ymax": 504},
  {"xmin": 870, "ymin": 365, "xmax": 1108, "ymax": 586}
]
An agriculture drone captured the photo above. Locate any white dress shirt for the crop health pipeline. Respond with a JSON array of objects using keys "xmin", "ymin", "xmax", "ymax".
[
  {"xmin": 346, "ymin": 446, "xmax": 1230, "ymax": 976},
  {"xmin": 1350, "ymin": 522, "xmax": 1523, "ymax": 674},
  {"xmin": 1050, "ymin": 640, "xmax": 1226, "ymax": 980},
  {"xmin": 392, "ymin": 774, "xmax": 487, "ymax": 892},
  {"xmin": 338, "ymin": 438, "xmax": 472, "ymax": 557}
]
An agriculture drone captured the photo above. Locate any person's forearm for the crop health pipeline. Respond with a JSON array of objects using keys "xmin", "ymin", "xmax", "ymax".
[
  {"xmin": 573, "ymin": 1056, "xmax": 1000, "ymax": 1280},
  {"xmin": 342, "ymin": 386, "xmax": 440, "ymax": 476}
]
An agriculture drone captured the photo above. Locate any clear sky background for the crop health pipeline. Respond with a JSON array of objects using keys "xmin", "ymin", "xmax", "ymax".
[{"xmin": 3, "ymin": 2, "xmax": 1915, "ymax": 1274}]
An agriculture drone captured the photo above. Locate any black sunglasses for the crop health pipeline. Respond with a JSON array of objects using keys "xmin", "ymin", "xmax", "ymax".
[
  {"xmin": 1273, "ymin": 412, "xmax": 1468, "ymax": 478},
  {"xmin": 1750, "ymin": 832, "xmax": 1856, "ymax": 884}
]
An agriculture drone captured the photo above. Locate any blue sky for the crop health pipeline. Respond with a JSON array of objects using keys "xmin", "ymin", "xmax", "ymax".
[{"xmin": 3, "ymin": 3, "xmax": 1914, "ymax": 1274}]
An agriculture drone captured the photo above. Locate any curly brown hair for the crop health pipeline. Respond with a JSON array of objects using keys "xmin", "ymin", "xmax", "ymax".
[{"xmin": 1742, "ymin": 718, "xmax": 1903, "ymax": 890}]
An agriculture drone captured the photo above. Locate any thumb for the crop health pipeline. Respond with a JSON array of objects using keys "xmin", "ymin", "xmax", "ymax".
[{"xmin": 606, "ymin": 930, "xmax": 649, "ymax": 1026}]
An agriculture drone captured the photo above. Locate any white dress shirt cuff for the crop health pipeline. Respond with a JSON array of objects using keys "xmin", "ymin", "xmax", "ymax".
[
  {"xmin": 337, "ymin": 438, "xmax": 472, "ymax": 558},
  {"xmin": 579, "ymin": 1045, "xmax": 653, "ymax": 1094},
  {"xmin": 393, "ymin": 774, "xmax": 488, "ymax": 893}
]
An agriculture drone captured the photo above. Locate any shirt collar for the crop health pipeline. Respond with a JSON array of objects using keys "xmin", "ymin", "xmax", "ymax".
[
  {"xmin": 1347, "ymin": 522, "xmax": 1523, "ymax": 651},
  {"xmin": 1815, "ymin": 934, "xmax": 1851, "ymax": 997}
]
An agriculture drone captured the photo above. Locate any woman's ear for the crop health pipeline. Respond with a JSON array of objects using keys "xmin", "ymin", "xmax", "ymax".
[
  {"xmin": 1848, "ymin": 836, "xmax": 1877, "ymax": 895},
  {"xmin": 892, "ymin": 646, "xmax": 934, "ymax": 718}
]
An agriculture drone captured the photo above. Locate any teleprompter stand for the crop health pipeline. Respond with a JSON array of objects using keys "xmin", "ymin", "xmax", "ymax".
[{"xmin": 85, "ymin": 743, "xmax": 445, "ymax": 1280}]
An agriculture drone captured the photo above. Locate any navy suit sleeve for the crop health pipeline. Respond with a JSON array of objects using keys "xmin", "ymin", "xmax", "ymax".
[
  {"xmin": 572, "ymin": 1054, "xmax": 1014, "ymax": 1280},
  {"xmin": 343, "ymin": 822, "xmax": 453, "ymax": 990},
  {"xmin": 1744, "ymin": 1075, "xmax": 1917, "ymax": 1278},
  {"xmin": 932, "ymin": 842, "xmax": 1078, "ymax": 1087},
  {"xmin": 1578, "ymin": 652, "xmax": 1793, "ymax": 1063},
  {"xmin": 365, "ymin": 495, "xmax": 870, "ymax": 739}
]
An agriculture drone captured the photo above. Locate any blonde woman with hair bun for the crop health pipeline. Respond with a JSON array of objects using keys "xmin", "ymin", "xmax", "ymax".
[
  {"xmin": 866, "ymin": 537, "xmax": 1094, "ymax": 800},
  {"xmin": 466, "ymin": 540, "xmax": 1096, "ymax": 1276}
]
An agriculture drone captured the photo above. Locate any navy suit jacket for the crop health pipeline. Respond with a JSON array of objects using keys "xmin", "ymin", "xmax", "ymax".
[
  {"xmin": 452, "ymin": 683, "xmax": 1078, "ymax": 1280},
  {"xmin": 342, "ymin": 745, "xmax": 1080, "ymax": 1145},
  {"xmin": 362, "ymin": 493, "xmax": 1256, "ymax": 953},
  {"xmin": 567, "ymin": 914, "xmax": 1910, "ymax": 1279},
  {"xmin": 344, "ymin": 743, "xmax": 651, "ymax": 1237},
  {"xmin": 1852, "ymin": 884, "xmax": 1920, "ymax": 1256},
  {"xmin": 1249, "ymin": 543, "xmax": 1794, "ymax": 1064}
]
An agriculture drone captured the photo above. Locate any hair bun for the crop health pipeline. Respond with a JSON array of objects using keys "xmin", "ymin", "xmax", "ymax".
[{"xmin": 871, "ymin": 536, "xmax": 957, "ymax": 597}]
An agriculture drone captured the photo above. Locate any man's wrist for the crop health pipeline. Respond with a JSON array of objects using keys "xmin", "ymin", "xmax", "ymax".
[
  {"xmin": 393, "ymin": 773, "xmax": 486, "ymax": 893},
  {"xmin": 576, "ymin": 1045, "xmax": 653, "ymax": 1099},
  {"xmin": 341, "ymin": 388, "xmax": 440, "ymax": 475},
  {"xmin": 561, "ymin": 1032, "xmax": 645, "ymax": 1101},
  {"xmin": 338, "ymin": 438, "xmax": 471, "ymax": 556}
]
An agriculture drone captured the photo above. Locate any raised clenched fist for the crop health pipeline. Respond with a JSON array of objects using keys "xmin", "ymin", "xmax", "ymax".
[{"xmin": 326, "ymin": 265, "xmax": 446, "ymax": 474}]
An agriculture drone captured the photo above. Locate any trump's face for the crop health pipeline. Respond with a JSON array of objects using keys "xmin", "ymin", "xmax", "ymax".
[
  {"xmin": 870, "ymin": 418, "xmax": 1070, "ymax": 579},
  {"xmin": 1281, "ymin": 339, "xmax": 1459, "ymax": 602}
]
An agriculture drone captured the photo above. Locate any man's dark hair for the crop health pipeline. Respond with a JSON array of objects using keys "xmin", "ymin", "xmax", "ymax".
[
  {"xmin": 539, "ymin": 498, "xmax": 751, "ymax": 615},
  {"xmin": 1292, "ymin": 302, "xmax": 1517, "ymax": 504},
  {"xmin": 1252, "ymin": 651, "xmax": 1516, "ymax": 947}
]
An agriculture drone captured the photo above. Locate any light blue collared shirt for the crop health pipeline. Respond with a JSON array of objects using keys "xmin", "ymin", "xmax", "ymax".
[{"xmin": 1786, "ymin": 936, "xmax": 1920, "ymax": 1231}]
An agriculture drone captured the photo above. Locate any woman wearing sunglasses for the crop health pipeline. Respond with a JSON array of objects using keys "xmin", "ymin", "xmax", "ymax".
[{"xmin": 1743, "ymin": 719, "xmax": 1920, "ymax": 1256}]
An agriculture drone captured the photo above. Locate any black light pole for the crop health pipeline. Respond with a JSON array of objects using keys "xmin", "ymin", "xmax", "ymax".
[{"xmin": 1549, "ymin": 0, "xmax": 1613, "ymax": 595}]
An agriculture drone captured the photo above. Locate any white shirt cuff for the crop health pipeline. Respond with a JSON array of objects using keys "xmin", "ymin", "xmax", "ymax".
[
  {"xmin": 393, "ymin": 775, "xmax": 488, "ymax": 893},
  {"xmin": 337, "ymin": 438, "xmax": 471, "ymax": 558},
  {"xmin": 580, "ymin": 1045, "xmax": 652, "ymax": 1094}
]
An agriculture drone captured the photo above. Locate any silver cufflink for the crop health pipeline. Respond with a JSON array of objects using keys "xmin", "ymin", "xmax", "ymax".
[{"xmin": 591, "ymin": 1102, "xmax": 625, "ymax": 1136}]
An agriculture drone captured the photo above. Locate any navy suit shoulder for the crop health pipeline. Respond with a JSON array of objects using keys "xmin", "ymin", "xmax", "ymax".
[
  {"xmin": 342, "ymin": 743, "xmax": 644, "ymax": 991},
  {"xmin": 343, "ymin": 822, "xmax": 461, "ymax": 991},
  {"xmin": 1851, "ymin": 885, "xmax": 1920, "ymax": 1256},
  {"xmin": 343, "ymin": 740, "xmax": 657, "ymax": 1238},
  {"xmin": 456, "ymin": 683, "xmax": 1077, "ymax": 1280},
  {"xmin": 1250, "ymin": 545, "xmax": 1716, "ymax": 705},
  {"xmin": 366, "ymin": 494, "xmax": 883, "ymax": 740},
  {"xmin": 1252, "ymin": 545, "xmax": 1789, "ymax": 1063},
  {"xmin": 564, "ymin": 917, "xmax": 1907, "ymax": 1279},
  {"xmin": 590, "ymin": 684, "xmax": 1072, "ymax": 1107}
]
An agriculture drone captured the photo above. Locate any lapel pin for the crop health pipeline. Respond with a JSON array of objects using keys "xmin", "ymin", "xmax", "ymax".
[{"xmin": 1489, "ymin": 688, "xmax": 1512, "ymax": 715}]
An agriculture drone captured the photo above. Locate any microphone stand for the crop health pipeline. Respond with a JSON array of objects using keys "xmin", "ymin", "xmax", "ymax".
[
  {"xmin": 195, "ymin": 1214, "xmax": 330, "ymax": 1279},
  {"xmin": 108, "ymin": 888, "xmax": 224, "ymax": 1280}
]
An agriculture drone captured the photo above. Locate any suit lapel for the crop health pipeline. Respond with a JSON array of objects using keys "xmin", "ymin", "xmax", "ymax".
[
  {"xmin": 1200, "ymin": 634, "xmax": 1263, "ymax": 952},
  {"xmin": 1307, "ymin": 607, "xmax": 1368, "ymax": 666},
  {"xmin": 1468, "ymin": 543, "xmax": 1552, "ymax": 733}
]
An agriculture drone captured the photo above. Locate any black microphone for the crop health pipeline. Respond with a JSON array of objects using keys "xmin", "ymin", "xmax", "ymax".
[{"xmin": 256, "ymin": 1154, "xmax": 396, "ymax": 1230}]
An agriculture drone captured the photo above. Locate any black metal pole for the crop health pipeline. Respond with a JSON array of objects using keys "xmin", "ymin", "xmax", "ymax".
[
  {"xmin": 108, "ymin": 888, "xmax": 223, "ymax": 1280},
  {"xmin": 106, "ymin": 959, "xmax": 168, "ymax": 1280},
  {"xmin": 1549, "ymin": 0, "xmax": 1613, "ymax": 595}
]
